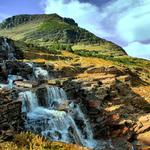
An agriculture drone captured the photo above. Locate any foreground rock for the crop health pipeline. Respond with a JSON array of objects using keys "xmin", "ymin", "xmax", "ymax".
[
  {"xmin": 0, "ymin": 37, "xmax": 23, "ymax": 60},
  {"xmin": 0, "ymin": 37, "xmax": 150, "ymax": 149},
  {"xmin": 0, "ymin": 89, "xmax": 22, "ymax": 130},
  {"xmin": 137, "ymin": 131, "xmax": 150, "ymax": 146}
]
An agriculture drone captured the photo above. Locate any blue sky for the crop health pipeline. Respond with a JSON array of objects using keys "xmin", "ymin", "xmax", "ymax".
[
  {"xmin": 0, "ymin": 0, "xmax": 43, "ymax": 19},
  {"xmin": 0, "ymin": 0, "xmax": 150, "ymax": 60}
]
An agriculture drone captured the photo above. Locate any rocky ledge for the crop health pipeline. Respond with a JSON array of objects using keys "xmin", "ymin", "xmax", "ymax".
[
  {"xmin": 61, "ymin": 66, "xmax": 150, "ymax": 149},
  {"xmin": 0, "ymin": 89, "xmax": 22, "ymax": 139},
  {"xmin": 0, "ymin": 37, "xmax": 150, "ymax": 150}
]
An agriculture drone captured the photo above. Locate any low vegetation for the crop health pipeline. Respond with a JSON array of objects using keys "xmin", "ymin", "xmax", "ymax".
[{"xmin": 0, "ymin": 132, "xmax": 88, "ymax": 150}]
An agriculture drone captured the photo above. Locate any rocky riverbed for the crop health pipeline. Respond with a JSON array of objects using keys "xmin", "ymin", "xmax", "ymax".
[{"xmin": 0, "ymin": 37, "xmax": 150, "ymax": 150}]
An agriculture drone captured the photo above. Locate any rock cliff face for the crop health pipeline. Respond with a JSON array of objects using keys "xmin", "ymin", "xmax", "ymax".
[
  {"xmin": 0, "ymin": 89, "xmax": 22, "ymax": 130},
  {"xmin": 0, "ymin": 14, "xmax": 78, "ymax": 29},
  {"xmin": 62, "ymin": 67, "xmax": 144, "ymax": 139},
  {"xmin": 0, "ymin": 37, "xmax": 23, "ymax": 60},
  {"xmin": 0, "ymin": 23, "xmax": 150, "ymax": 149},
  {"xmin": 0, "ymin": 14, "xmax": 127, "ymax": 57}
]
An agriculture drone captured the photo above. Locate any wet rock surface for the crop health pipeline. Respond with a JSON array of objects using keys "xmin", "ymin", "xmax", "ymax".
[
  {"xmin": 0, "ymin": 58, "xmax": 149, "ymax": 149},
  {"xmin": 0, "ymin": 37, "xmax": 150, "ymax": 149},
  {"xmin": 0, "ymin": 37, "xmax": 23, "ymax": 60},
  {"xmin": 0, "ymin": 89, "xmax": 22, "ymax": 133},
  {"xmin": 61, "ymin": 65, "xmax": 150, "ymax": 149}
]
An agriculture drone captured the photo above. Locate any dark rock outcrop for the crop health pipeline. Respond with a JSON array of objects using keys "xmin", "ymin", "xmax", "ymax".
[
  {"xmin": 0, "ymin": 14, "xmax": 78, "ymax": 29},
  {"xmin": 0, "ymin": 89, "xmax": 22, "ymax": 130},
  {"xmin": 0, "ymin": 14, "xmax": 127, "ymax": 56},
  {"xmin": 62, "ymin": 68, "xmax": 145, "ymax": 140},
  {"xmin": 0, "ymin": 37, "xmax": 24, "ymax": 60}
]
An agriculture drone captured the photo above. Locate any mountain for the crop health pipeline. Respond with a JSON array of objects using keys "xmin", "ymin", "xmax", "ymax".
[
  {"xmin": 0, "ymin": 14, "xmax": 150, "ymax": 150},
  {"xmin": 0, "ymin": 14, "xmax": 126, "ymax": 56},
  {"xmin": 0, "ymin": 14, "xmax": 149, "ymax": 83}
]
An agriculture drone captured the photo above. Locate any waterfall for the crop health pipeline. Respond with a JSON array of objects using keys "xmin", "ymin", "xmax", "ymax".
[
  {"xmin": 26, "ymin": 107, "xmax": 85, "ymax": 145},
  {"xmin": 3, "ymin": 38, "xmax": 16, "ymax": 60},
  {"xmin": 47, "ymin": 86, "xmax": 67, "ymax": 108},
  {"xmin": 8, "ymin": 75, "xmax": 23, "ymax": 88},
  {"xmin": 75, "ymin": 105, "xmax": 96, "ymax": 147},
  {"xmin": 25, "ymin": 62, "xmax": 34, "ymax": 68},
  {"xmin": 19, "ymin": 91, "xmax": 39, "ymax": 112},
  {"xmin": 0, "ymin": 55, "xmax": 96, "ymax": 148},
  {"xmin": 25, "ymin": 62, "xmax": 50, "ymax": 81},
  {"xmin": 0, "ymin": 75, "xmax": 22, "ymax": 89},
  {"xmin": 0, "ymin": 38, "xmax": 99, "ymax": 149},
  {"xmin": 18, "ymin": 86, "xmax": 97, "ymax": 148},
  {"xmin": 34, "ymin": 67, "xmax": 49, "ymax": 80}
]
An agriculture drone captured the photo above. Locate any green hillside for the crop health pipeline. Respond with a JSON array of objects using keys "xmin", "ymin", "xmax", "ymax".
[
  {"xmin": 0, "ymin": 14, "xmax": 150, "ymax": 150},
  {"xmin": 0, "ymin": 14, "xmax": 149, "ymax": 83},
  {"xmin": 0, "ymin": 14, "xmax": 126, "ymax": 56}
]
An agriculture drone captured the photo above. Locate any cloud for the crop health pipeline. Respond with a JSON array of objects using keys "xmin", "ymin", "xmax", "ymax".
[
  {"xmin": 43, "ymin": 0, "xmax": 110, "ymax": 37},
  {"xmin": 116, "ymin": 0, "xmax": 150, "ymax": 43},
  {"xmin": 43, "ymin": 0, "xmax": 150, "ymax": 44},
  {"xmin": 124, "ymin": 42, "xmax": 150, "ymax": 60},
  {"xmin": 0, "ymin": 13, "xmax": 9, "ymax": 22},
  {"xmin": 99, "ymin": 0, "xmax": 150, "ymax": 60},
  {"xmin": 93, "ymin": 0, "xmax": 149, "ymax": 43},
  {"xmin": 42, "ymin": 0, "xmax": 150, "ymax": 59}
]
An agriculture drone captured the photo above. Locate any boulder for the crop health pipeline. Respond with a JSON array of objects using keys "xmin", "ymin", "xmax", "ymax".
[
  {"xmin": 86, "ymin": 66, "xmax": 124, "ymax": 76},
  {"xmin": 0, "ymin": 89, "xmax": 22, "ymax": 130},
  {"xmin": 137, "ymin": 131, "xmax": 150, "ymax": 146},
  {"xmin": 88, "ymin": 100, "xmax": 101, "ymax": 109},
  {"xmin": 0, "ymin": 37, "xmax": 23, "ymax": 60},
  {"xmin": 58, "ymin": 101, "xmax": 70, "ymax": 111}
]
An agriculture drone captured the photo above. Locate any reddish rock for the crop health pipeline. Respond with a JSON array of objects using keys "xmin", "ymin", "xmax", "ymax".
[
  {"xmin": 88, "ymin": 100, "xmax": 101, "ymax": 109},
  {"xmin": 111, "ymin": 127, "xmax": 130, "ymax": 138},
  {"xmin": 122, "ymin": 127, "xmax": 129, "ymax": 135},
  {"xmin": 137, "ymin": 131, "xmax": 150, "ymax": 146},
  {"xmin": 140, "ymin": 147, "xmax": 150, "ymax": 150},
  {"xmin": 111, "ymin": 138, "xmax": 133, "ymax": 150},
  {"xmin": 111, "ymin": 129, "xmax": 122, "ymax": 137},
  {"xmin": 138, "ymin": 115, "xmax": 150, "ymax": 123},
  {"xmin": 136, "ymin": 124, "xmax": 150, "ymax": 134},
  {"xmin": 111, "ymin": 114, "xmax": 120, "ymax": 121}
]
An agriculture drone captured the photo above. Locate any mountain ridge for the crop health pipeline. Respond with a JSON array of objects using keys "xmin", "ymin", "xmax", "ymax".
[
  {"xmin": 0, "ymin": 14, "xmax": 127, "ymax": 56},
  {"xmin": 0, "ymin": 14, "xmax": 150, "ymax": 150},
  {"xmin": 0, "ymin": 14, "xmax": 78, "ymax": 29}
]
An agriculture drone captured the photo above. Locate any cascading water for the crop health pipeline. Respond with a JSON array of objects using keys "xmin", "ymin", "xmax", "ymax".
[
  {"xmin": 3, "ymin": 38, "xmax": 16, "ymax": 60},
  {"xmin": 0, "ymin": 38, "xmax": 18, "ymax": 89},
  {"xmin": 18, "ymin": 86, "xmax": 97, "ymax": 148},
  {"xmin": 0, "ymin": 44, "xmax": 96, "ymax": 148},
  {"xmin": 19, "ymin": 91, "xmax": 39, "ymax": 112},
  {"xmin": 34, "ymin": 67, "xmax": 49, "ymax": 80},
  {"xmin": 0, "ymin": 75, "xmax": 23, "ymax": 89},
  {"xmin": 46, "ymin": 86, "xmax": 68, "ymax": 108},
  {"xmin": 26, "ymin": 62, "xmax": 50, "ymax": 80}
]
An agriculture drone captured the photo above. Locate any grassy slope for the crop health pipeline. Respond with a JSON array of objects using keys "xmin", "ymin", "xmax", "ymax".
[
  {"xmin": 0, "ymin": 14, "xmax": 126, "ymax": 56},
  {"xmin": 0, "ymin": 21, "xmax": 40, "ymax": 41},
  {"xmin": 0, "ymin": 15, "xmax": 150, "ymax": 149},
  {"xmin": 21, "ymin": 48, "xmax": 150, "ymax": 107},
  {"xmin": 72, "ymin": 45, "xmax": 150, "ymax": 71},
  {"xmin": 0, "ymin": 14, "xmax": 150, "ymax": 102}
]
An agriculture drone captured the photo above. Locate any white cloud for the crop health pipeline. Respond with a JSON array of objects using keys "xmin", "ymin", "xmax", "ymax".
[
  {"xmin": 124, "ymin": 42, "xmax": 150, "ymax": 60},
  {"xmin": 95, "ymin": 0, "xmax": 150, "ymax": 43},
  {"xmin": 0, "ymin": 13, "xmax": 9, "ymax": 23},
  {"xmin": 116, "ymin": 0, "xmax": 150, "ymax": 43},
  {"xmin": 42, "ymin": 0, "xmax": 150, "ymax": 59},
  {"xmin": 43, "ymin": 0, "xmax": 110, "ymax": 37},
  {"xmin": 43, "ymin": 0, "xmax": 150, "ymax": 44}
]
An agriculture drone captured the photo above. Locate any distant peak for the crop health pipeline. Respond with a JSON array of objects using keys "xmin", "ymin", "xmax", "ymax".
[{"xmin": 0, "ymin": 14, "xmax": 78, "ymax": 29}]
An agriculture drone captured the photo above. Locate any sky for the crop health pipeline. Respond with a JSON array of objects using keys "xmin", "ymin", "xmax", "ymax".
[{"xmin": 0, "ymin": 0, "xmax": 150, "ymax": 60}]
